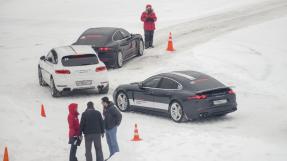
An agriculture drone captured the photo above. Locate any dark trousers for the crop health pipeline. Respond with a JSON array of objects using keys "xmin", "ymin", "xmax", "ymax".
[
  {"xmin": 69, "ymin": 144, "xmax": 78, "ymax": 161},
  {"xmin": 85, "ymin": 134, "xmax": 104, "ymax": 161},
  {"xmin": 144, "ymin": 30, "xmax": 154, "ymax": 48},
  {"xmin": 106, "ymin": 126, "xmax": 119, "ymax": 157}
]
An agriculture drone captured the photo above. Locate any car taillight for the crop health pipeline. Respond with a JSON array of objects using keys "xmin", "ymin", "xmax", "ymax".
[
  {"xmin": 188, "ymin": 95, "xmax": 207, "ymax": 100},
  {"xmin": 55, "ymin": 70, "xmax": 70, "ymax": 74},
  {"xmin": 96, "ymin": 66, "xmax": 107, "ymax": 72},
  {"xmin": 228, "ymin": 89, "xmax": 235, "ymax": 94},
  {"xmin": 99, "ymin": 47, "xmax": 111, "ymax": 51}
]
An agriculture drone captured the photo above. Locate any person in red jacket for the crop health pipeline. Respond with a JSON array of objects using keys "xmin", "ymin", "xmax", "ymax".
[
  {"xmin": 141, "ymin": 4, "xmax": 157, "ymax": 49},
  {"xmin": 68, "ymin": 103, "xmax": 81, "ymax": 161}
]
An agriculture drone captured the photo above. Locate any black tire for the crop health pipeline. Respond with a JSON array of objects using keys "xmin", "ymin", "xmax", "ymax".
[
  {"xmin": 115, "ymin": 91, "xmax": 130, "ymax": 112},
  {"xmin": 114, "ymin": 51, "xmax": 124, "ymax": 68},
  {"xmin": 99, "ymin": 84, "xmax": 109, "ymax": 94},
  {"xmin": 50, "ymin": 77, "xmax": 61, "ymax": 97},
  {"xmin": 169, "ymin": 101, "xmax": 185, "ymax": 123},
  {"xmin": 38, "ymin": 67, "xmax": 47, "ymax": 86},
  {"xmin": 137, "ymin": 39, "xmax": 144, "ymax": 56}
]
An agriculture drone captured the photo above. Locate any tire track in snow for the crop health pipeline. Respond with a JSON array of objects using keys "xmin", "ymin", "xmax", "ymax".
[
  {"xmin": 153, "ymin": 0, "xmax": 287, "ymax": 49},
  {"xmin": 118, "ymin": 0, "xmax": 287, "ymax": 86},
  {"xmin": 122, "ymin": 0, "xmax": 287, "ymax": 75}
]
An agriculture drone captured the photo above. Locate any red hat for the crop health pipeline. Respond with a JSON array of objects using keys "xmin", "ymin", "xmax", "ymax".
[{"xmin": 146, "ymin": 4, "xmax": 152, "ymax": 8}]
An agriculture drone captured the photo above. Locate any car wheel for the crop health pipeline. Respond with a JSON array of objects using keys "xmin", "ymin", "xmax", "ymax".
[
  {"xmin": 38, "ymin": 67, "xmax": 47, "ymax": 86},
  {"xmin": 137, "ymin": 40, "xmax": 144, "ymax": 56},
  {"xmin": 115, "ymin": 51, "xmax": 123, "ymax": 68},
  {"xmin": 116, "ymin": 92, "xmax": 130, "ymax": 112},
  {"xmin": 99, "ymin": 84, "xmax": 109, "ymax": 94},
  {"xmin": 50, "ymin": 77, "xmax": 61, "ymax": 97},
  {"xmin": 169, "ymin": 101, "xmax": 185, "ymax": 123}
]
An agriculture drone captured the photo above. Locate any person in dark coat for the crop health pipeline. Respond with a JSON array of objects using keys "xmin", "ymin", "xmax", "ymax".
[
  {"xmin": 141, "ymin": 4, "xmax": 157, "ymax": 49},
  {"xmin": 67, "ymin": 103, "xmax": 80, "ymax": 161},
  {"xmin": 80, "ymin": 101, "xmax": 105, "ymax": 161},
  {"xmin": 101, "ymin": 97, "xmax": 122, "ymax": 159}
]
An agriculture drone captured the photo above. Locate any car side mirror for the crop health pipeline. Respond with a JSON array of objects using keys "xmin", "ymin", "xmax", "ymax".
[
  {"xmin": 138, "ymin": 82, "xmax": 144, "ymax": 89},
  {"xmin": 40, "ymin": 56, "xmax": 45, "ymax": 61},
  {"xmin": 47, "ymin": 57, "xmax": 53, "ymax": 62}
]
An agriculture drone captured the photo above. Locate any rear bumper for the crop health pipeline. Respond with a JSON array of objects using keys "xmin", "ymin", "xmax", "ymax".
[
  {"xmin": 53, "ymin": 75, "xmax": 109, "ymax": 92},
  {"xmin": 196, "ymin": 105, "xmax": 237, "ymax": 118},
  {"xmin": 183, "ymin": 102, "xmax": 237, "ymax": 120}
]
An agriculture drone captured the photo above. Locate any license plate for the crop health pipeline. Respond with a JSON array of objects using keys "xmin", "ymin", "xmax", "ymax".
[
  {"xmin": 213, "ymin": 99, "xmax": 227, "ymax": 105},
  {"xmin": 76, "ymin": 80, "xmax": 92, "ymax": 86},
  {"xmin": 77, "ymin": 69, "xmax": 90, "ymax": 74}
]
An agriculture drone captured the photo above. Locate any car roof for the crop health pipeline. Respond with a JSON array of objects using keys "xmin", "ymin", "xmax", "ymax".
[
  {"xmin": 53, "ymin": 45, "xmax": 96, "ymax": 57},
  {"xmin": 156, "ymin": 70, "xmax": 209, "ymax": 83},
  {"xmin": 83, "ymin": 27, "xmax": 122, "ymax": 35}
]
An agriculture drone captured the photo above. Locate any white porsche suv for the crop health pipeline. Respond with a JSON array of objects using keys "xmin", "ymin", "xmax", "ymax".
[{"xmin": 38, "ymin": 45, "xmax": 109, "ymax": 97}]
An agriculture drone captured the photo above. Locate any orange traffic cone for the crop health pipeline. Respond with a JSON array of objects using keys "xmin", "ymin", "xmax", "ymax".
[
  {"xmin": 3, "ymin": 147, "xmax": 9, "ymax": 161},
  {"xmin": 131, "ymin": 124, "xmax": 142, "ymax": 141},
  {"xmin": 166, "ymin": 32, "xmax": 175, "ymax": 52},
  {"xmin": 41, "ymin": 104, "xmax": 46, "ymax": 117}
]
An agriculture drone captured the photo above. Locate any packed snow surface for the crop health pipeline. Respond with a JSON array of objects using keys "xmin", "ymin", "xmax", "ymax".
[{"xmin": 1, "ymin": 0, "xmax": 287, "ymax": 160}]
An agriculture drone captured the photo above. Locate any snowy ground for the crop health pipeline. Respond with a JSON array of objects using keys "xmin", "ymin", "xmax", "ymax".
[{"xmin": 1, "ymin": 0, "xmax": 287, "ymax": 161}]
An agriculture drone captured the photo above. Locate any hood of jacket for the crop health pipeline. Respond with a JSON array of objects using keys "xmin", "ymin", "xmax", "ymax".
[
  {"xmin": 69, "ymin": 103, "xmax": 79, "ymax": 115},
  {"xmin": 146, "ymin": 4, "xmax": 152, "ymax": 8}
]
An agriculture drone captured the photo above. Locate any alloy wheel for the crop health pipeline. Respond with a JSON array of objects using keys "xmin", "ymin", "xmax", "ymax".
[
  {"xmin": 116, "ymin": 92, "xmax": 129, "ymax": 111},
  {"xmin": 170, "ymin": 102, "xmax": 183, "ymax": 122}
]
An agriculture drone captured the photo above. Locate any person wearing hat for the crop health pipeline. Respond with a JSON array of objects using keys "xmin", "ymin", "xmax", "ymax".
[
  {"xmin": 101, "ymin": 97, "xmax": 122, "ymax": 160},
  {"xmin": 141, "ymin": 4, "xmax": 157, "ymax": 49}
]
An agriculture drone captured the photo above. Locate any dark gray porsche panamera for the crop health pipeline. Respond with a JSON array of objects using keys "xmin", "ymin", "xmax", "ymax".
[
  {"xmin": 73, "ymin": 27, "xmax": 144, "ymax": 68},
  {"xmin": 113, "ymin": 71, "xmax": 237, "ymax": 122}
]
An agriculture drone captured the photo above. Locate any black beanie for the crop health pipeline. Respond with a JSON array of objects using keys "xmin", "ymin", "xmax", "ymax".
[{"xmin": 101, "ymin": 97, "xmax": 110, "ymax": 103}]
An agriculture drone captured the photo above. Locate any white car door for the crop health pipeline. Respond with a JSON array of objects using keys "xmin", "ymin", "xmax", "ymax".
[{"xmin": 42, "ymin": 51, "xmax": 56, "ymax": 85}]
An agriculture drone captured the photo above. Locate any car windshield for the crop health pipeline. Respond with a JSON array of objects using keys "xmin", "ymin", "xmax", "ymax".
[
  {"xmin": 75, "ymin": 34, "xmax": 110, "ymax": 46},
  {"xmin": 61, "ymin": 54, "xmax": 99, "ymax": 67}
]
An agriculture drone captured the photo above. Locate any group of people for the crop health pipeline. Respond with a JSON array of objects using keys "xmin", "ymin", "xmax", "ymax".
[{"xmin": 67, "ymin": 97, "xmax": 122, "ymax": 161}]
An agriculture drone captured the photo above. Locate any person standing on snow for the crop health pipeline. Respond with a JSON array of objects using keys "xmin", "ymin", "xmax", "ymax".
[
  {"xmin": 67, "ymin": 103, "xmax": 81, "ymax": 161},
  {"xmin": 102, "ymin": 97, "xmax": 122, "ymax": 160},
  {"xmin": 80, "ymin": 101, "xmax": 105, "ymax": 161},
  {"xmin": 141, "ymin": 4, "xmax": 157, "ymax": 49}
]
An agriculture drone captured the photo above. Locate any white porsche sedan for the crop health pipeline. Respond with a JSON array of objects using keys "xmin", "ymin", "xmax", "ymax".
[{"xmin": 38, "ymin": 45, "xmax": 109, "ymax": 97}]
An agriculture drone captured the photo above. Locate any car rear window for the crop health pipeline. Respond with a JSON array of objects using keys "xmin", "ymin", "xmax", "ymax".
[
  {"xmin": 187, "ymin": 77, "xmax": 225, "ymax": 92},
  {"xmin": 75, "ymin": 34, "xmax": 110, "ymax": 46},
  {"xmin": 61, "ymin": 54, "xmax": 99, "ymax": 67}
]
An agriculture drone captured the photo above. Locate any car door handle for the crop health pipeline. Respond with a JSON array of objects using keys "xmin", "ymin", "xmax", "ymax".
[
  {"xmin": 121, "ymin": 43, "xmax": 129, "ymax": 46},
  {"xmin": 145, "ymin": 91, "xmax": 154, "ymax": 95}
]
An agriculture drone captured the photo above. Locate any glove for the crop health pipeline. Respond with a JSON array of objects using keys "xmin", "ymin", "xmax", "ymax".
[
  {"xmin": 72, "ymin": 136, "xmax": 78, "ymax": 145},
  {"xmin": 145, "ymin": 17, "xmax": 154, "ymax": 22}
]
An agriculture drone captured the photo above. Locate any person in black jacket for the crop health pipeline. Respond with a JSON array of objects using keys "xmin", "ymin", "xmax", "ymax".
[
  {"xmin": 80, "ymin": 101, "xmax": 104, "ymax": 161},
  {"xmin": 101, "ymin": 97, "xmax": 122, "ymax": 159}
]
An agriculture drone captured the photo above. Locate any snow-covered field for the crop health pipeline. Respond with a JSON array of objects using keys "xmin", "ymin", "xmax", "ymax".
[{"xmin": 1, "ymin": 0, "xmax": 287, "ymax": 160}]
